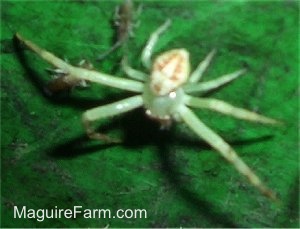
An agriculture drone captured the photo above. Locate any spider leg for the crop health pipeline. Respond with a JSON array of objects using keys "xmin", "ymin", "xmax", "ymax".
[
  {"xmin": 82, "ymin": 95, "xmax": 143, "ymax": 142},
  {"xmin": 184, "ymin": 95, "xmax": 280, "ymax": 125},
  {"xmin": 141, "ymin": 19, "xmax": 171, "ymax": 69},
  {"xmin": 189, "ymin": 49, "xmax": 217, "ymax": 83},
  {"xmin": 184, "ymin": 69, "xmax": 246, "ymax": 93},
  {"xmin": 179, "ymin": 105, "xmax": 277, "ymax": 200},
  {"xmin": 121, "ymin": 57, "xmax": 147, "ymax": 81},
  {"xmin": 15, "ymin": 33, "xmax": 143, "ymax": 93}
]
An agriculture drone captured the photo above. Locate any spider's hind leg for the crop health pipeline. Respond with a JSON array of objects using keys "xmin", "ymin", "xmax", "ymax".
[
  {"xmin": 189, "ymin": 49, "xmax": 216, "ymax": 83},
  {"xmin": 184, "ymin": 69, "xmax": 246, "ymax": 94},
  {"xmin": 121, "ymin": 57, "xmax": 147, "ymax": 81},
  {"xmin": 141, "ymin": 19, "xmax": 171, "ymax": 69}
]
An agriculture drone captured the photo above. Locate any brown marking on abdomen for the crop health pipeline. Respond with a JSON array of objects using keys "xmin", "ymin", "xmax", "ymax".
[{"xmin": 155, "ymin": 52, "xmax": 178, "ymax": 72}]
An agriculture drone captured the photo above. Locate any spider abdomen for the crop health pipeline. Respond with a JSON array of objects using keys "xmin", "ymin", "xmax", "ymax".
[{"xmin": 150, "ymin": 49, "xmax": 190, "ymax": 96}]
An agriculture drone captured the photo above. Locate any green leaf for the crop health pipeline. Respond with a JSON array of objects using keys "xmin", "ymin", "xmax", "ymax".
[{"xmin": 1, "ymin": 1, "xmax": 298, "ymax": 227}]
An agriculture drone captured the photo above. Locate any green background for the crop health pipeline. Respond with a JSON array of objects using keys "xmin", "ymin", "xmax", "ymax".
[{"xmin": 1, "ymin": 0, "xmax": 298, "ymax": 227}]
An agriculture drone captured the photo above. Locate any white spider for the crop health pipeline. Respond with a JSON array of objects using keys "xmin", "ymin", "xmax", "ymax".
[{"xmin": 15, "ymin": 19, "xmax": 279, "ymax": 200}]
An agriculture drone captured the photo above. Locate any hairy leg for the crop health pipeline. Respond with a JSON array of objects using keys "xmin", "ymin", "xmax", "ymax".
[
  {"xmin": 184, "ymin": 69, "xmax": 246, "ymax": 93},
  {"xmin": 15, "ymin": 33, "xmax": 143, "ymax": 93},
  {"xmin": 184, "ymin": 95, "xmax": 280, "ymax": 125},
  {"xmin": 141, "ymin": 19, "xmax": 171, "ymax": 69},
  {"xmin": 179, "ymin": 105, "xmax": 277, "ymax": 200},
  {"xmin": 189, "ymin": 49, "xmax": 216, "ymax": 83},
  {"xmin": 82, "ymin": 95, "xmax": 143, "ymax": 142}
]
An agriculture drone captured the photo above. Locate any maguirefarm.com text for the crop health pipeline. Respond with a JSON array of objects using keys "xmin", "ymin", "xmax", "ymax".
[{"xmin": 14, "ymin": 206, "xmax": 147, "ymax": 222}]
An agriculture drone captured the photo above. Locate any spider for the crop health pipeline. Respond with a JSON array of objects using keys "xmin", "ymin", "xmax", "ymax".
[{"xmin": 15, "ymin": 19, "xmax": 279, "ymax": 200}]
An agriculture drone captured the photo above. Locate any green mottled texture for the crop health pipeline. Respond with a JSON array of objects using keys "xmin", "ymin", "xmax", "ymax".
[{"xmin": 1, "ymin": 1, "xmax": 298, "ymax": 228}]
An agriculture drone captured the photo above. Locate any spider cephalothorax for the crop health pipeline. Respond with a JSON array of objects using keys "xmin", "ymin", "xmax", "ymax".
[{"xmin": 15, "ymin": 19, "xmax": 280, "ymax": 200}]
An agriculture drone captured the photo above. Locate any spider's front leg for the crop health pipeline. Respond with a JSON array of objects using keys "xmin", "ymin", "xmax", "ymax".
[
  {"xmin": 178, "ymin": 105, "xmax": 277, "ymax": 200},
  {"xmin": 14, "ymin": 33, "xmax": 144, "ymax": 93},
  {"xmin": 184, "ymin": 95, "xmax": 280, "ymax": 124},
  {"xmin": 82, "ymin": 95, "xmax": 143, "ymax": 143},
  {"xmin": 14, "ymin": 33, "xmax": 145, "ymax": 141}
]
